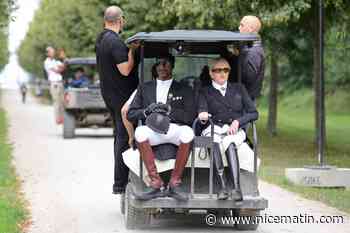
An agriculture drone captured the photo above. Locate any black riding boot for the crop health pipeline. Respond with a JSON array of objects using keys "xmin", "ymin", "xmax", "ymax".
[
  {"xmin": 212, "ymin": 143, "xmax": 229, "ymax": 200},
  {"xmin": 225, "ymin": 143, "xmax": 243, "ymax": 201}
]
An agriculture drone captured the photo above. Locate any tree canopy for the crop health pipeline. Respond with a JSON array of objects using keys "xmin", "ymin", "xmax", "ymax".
[
  {"xmin": 18, "ymin": 0, "xmax": 350, "ymax": 90},
  {"xmin": 0, "ymin": 0, "xmax": 15, "ymax": 70}
]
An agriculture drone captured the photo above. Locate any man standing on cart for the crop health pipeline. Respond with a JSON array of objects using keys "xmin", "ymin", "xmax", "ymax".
[
  {"xmin": 127, "ymin": 55, "xmax": 195, "ymax": 201},
  {"xmin": 95, "ymin": 5, "xmax": 139, "ymax": 195},
  {"xmin": 239, "ymin": 15, "xmax": 265, "ymax": 102},
  {"xmin": 225, "ymin": 16, "xmax": 265, "ymax": 103}
]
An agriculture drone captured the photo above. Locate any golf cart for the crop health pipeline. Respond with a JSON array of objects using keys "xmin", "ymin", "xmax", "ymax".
[
  {"xmin": 62, "ymin": 57, "xmax": 112, "ymax": 138},
  {"xmin": 121, "ymin": 30, "xmax": 268, "ymax": 230}
]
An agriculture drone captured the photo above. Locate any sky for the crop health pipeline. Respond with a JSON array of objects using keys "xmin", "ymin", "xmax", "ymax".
[{"xmin": 0, "ymin": 0, "xmax": 41, "ymax": 89}]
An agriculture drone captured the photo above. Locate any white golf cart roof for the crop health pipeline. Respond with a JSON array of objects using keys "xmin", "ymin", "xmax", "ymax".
[{"xmin": 126, "ymin": 30, "xmax": 260, "ymax": 43}]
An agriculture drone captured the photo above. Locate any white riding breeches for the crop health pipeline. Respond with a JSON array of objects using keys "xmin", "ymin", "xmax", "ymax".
[
  {"xmin": 135, "ymin": 123, "xmax": 194, "ymax": 146},
  {"xmin": 202, "ymin": 124, "xmax": 246, "ymax": 151}
]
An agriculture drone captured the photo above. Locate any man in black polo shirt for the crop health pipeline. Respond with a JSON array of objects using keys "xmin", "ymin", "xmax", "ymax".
[
  {"xmin": 238, "ymin": 15, "xmax": 265, "ymax": 102},
  {"xmin": 95, "ymin": 5, "xmax": 139, "ymax": 194},
  {"xmin": 224, "ymin": 16, "xmax": 265, "ymax": 102}
]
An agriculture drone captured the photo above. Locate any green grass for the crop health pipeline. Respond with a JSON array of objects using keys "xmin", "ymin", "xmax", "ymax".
[
  {"xmin": 0, "ymin": 108, "xmax": 28, "ymax": 233},
  {"xmin": 257, "ymin": 89, "xmax": 350, "ymax": 213}
]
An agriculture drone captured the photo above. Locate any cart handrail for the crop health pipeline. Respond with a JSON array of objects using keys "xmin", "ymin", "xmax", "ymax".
[
  {"xmin": 191, "ymin": 117, "xmax": 214, "ymax": 137},
  {"xmin": 190, "ymin": 118, "xmax": 259, "ymax": 198},
  {"xmin": 190, "ymin": 117, "xmax": 215, "ymax": 198}
]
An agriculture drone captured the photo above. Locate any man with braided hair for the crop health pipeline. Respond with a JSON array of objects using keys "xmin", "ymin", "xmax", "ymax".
[{"xmin": 127, "ymin": 55, "xmax": 196, "ymax": 201}]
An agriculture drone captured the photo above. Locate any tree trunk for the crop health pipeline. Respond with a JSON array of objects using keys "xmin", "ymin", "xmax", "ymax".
[{"xmin": 267, "ymin": 50, "xmax": 278, "ymax": 136}]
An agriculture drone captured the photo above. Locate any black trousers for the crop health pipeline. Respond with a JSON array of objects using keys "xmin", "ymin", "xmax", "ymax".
[{"xmin": 107, "ymin": 104, "xmax": 130, "ymax": 193}]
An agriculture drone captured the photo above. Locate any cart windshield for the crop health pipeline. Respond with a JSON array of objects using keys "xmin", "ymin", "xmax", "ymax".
[{"xmin": 142, "ymin": 55, "xmax": 218, "ymax": 85}]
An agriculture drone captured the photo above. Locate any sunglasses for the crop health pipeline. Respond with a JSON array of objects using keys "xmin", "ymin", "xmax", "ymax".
[{"xmin": 211, "ymin": 67, "xmax": 231, "ymax": 74}]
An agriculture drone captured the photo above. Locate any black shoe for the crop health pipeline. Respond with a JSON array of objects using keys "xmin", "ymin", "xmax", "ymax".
[
  {"xmin": 231, "ymin": 189, "xmax": 243, "ymax": 201},
  {"xmin": 113, "ymin": 186, "xmax": 126, "ymax": 195},
  {"xmin": 133, "ymin": 186, "xmax": 165, "ymax": 201},
  {"xmin": 168, "ymin": 185, "xmax": 189, "ymax": 201},
  {"xmin": 217, "ymin": 188, "xmax": 229, "ymax": 200}
]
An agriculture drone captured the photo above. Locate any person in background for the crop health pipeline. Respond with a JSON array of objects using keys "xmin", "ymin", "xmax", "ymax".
[
  {"xmin": 225, "ymin": 16, "xmax": 265, "ymax": 103},
  {"xmin": 238, "ymin": 15, "xmax": 265, "ymax": 102},
  {"xmin": 69, "ymin": 67, "xmax": 90, "ymax": 88},
  {"xmin": 20, "ymin": 83, "xmax": 27, "ymax": 104},
  {"xmin": 44, "ymin": 46, "xmax": 65, "ymax": 124},
  {"xmin": 57, "ymin": 48, "xmax": 67, "ymax": 62},
  {"xmin": 57, "ymin": 48, "xmax": 68, "ymax": 85}
]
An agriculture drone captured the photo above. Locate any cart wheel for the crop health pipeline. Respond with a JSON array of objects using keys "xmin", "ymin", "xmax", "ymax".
[
  {"xmin": 120, "ymin": 192, "xmax": 125, "ymax": 215},
  {"xmin": 63, "ymin": 111, "xmax": 75, "ymax": 138},
  {"xmin": 235, "ymin": 209, "xmax": 259, "ymax": 231},
  {"xmin": 124, "ymin": 185, "xmax": 151, "ymax": 229}
]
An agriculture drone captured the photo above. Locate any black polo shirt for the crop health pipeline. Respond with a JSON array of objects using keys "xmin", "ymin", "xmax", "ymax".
[
  {"xmin": 226, "ymin": 42, "xmax": 265, "ymax": 100},
  {"xmin": 240, "ymin": 42, "xmax": 265, "ymax": 100},
  {"xmin": 95, "ymin": 29, "xmax": 138, "ymax": 110}
]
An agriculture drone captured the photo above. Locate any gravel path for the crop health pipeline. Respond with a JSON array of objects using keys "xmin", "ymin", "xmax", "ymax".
[{"xmin": 2, "ymin": 89, "xmax": 349, "ymax": 233}]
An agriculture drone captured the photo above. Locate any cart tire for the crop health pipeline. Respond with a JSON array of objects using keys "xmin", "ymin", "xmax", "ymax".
[
  {"xmin": 120, "ymin": 192, "xmax": 125, "ymax": 215},
  {"xmin": 63, "ymin": 111, "xmax": 75, "ymax": 138},
  {"xmin": 235, "ymin": 209, "xmax": 259, "ymax": 231},
  {"xmin": 124, "ymin": 185, "xmax": 151, "ymax": 229}
]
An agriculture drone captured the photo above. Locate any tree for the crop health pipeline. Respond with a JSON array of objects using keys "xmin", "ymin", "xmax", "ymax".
[
  {"xmin": 18, "ymin": 0, "xmax": 350, "ymax": 96},
  {"xmin": 0, "ymin": 0, "xmax": 16, "ymax": 70},
  {"xmin": 170, "ymin": 0, "xmax": 348, "ymax": 140},
  {"xmin": 18, "ymin": 0, "xmax": 107, "ymax": 78},
  {"xmin": 109, "ymin": 0, "xmax": 178, "ymax": 38},
  {"xmin": 18, "ymin": 0, "xmax": 181, "ymax": 78}
]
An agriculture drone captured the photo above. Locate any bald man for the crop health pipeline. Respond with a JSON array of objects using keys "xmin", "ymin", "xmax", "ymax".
[
  {"xmin": 95, "ymin": 5, "xmax": 139, "ymax": 194},
  {"xmin": 239, "ymin": 15, "xmax": 262, "ymax": 33},
  {"xmin": 238, "ymin": 15, "xmax": 265, "ymax": 102}
]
